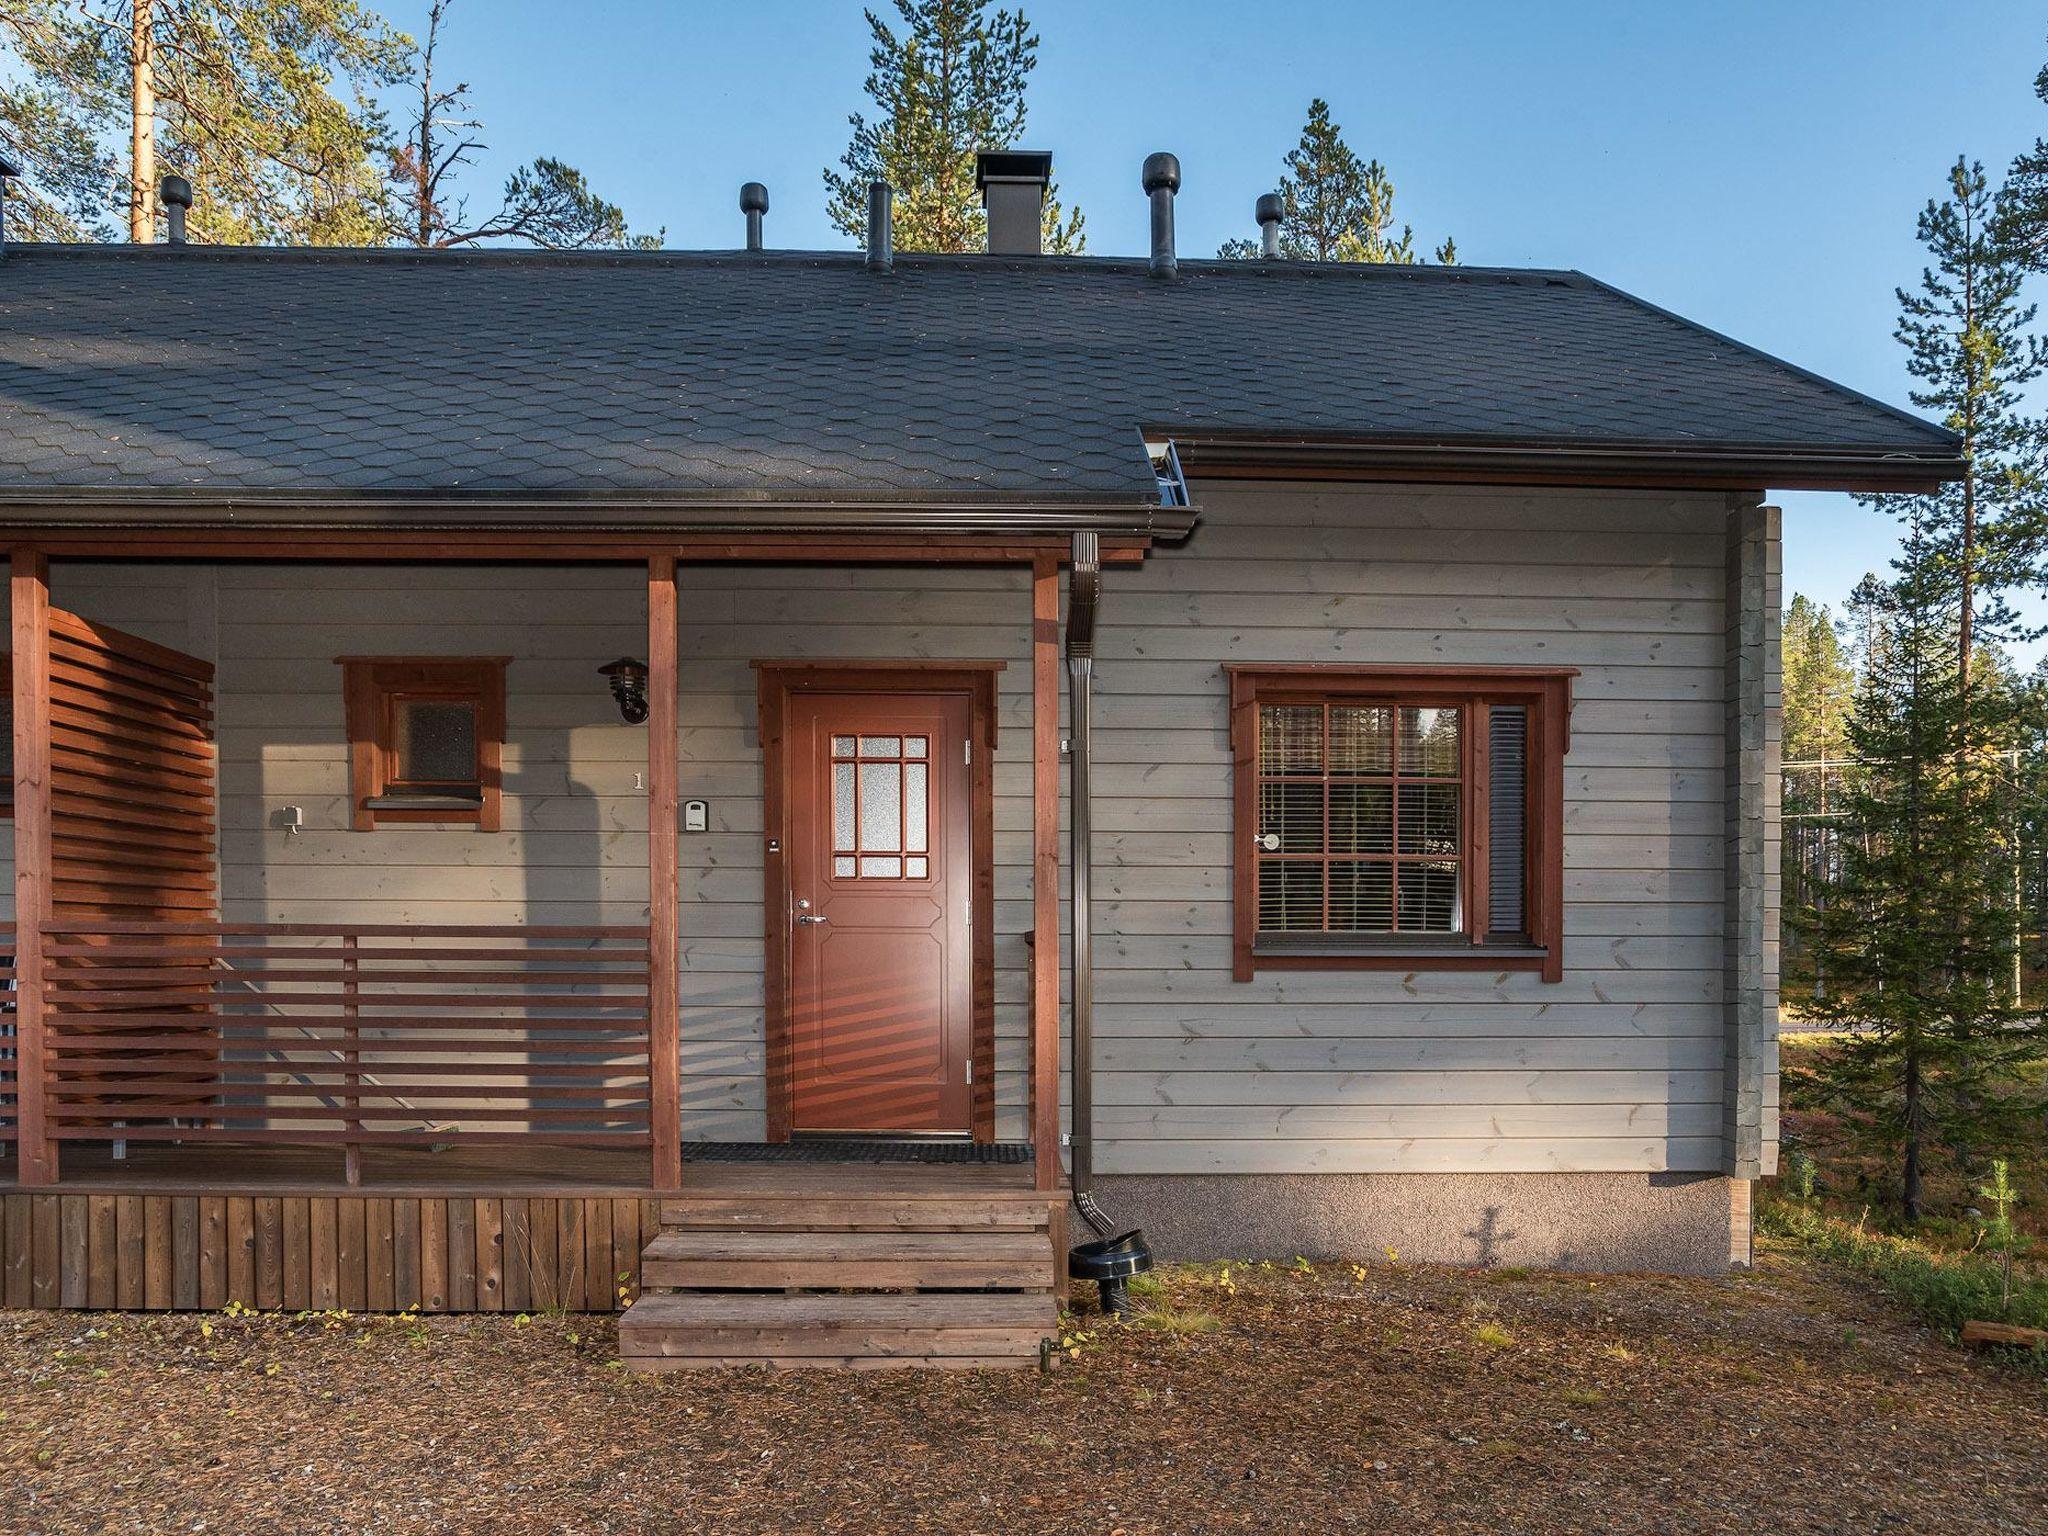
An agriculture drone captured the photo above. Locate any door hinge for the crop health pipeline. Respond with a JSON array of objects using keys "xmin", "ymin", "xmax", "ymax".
[
  {"xmin": 965, "ymin": 1057, "xmax": 973, "ymax": 1083},
  {"xmin": 964, "ymin": 738, "xmax": 972, "ymax": 766}
]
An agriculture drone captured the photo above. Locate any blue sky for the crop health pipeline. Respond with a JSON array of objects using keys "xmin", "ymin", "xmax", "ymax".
[{"xmin": 381, "ymin": 0, "xmax": 2048, "ymax": 643}]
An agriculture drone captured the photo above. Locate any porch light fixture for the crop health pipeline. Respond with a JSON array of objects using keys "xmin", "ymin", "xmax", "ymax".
[{"xmin": 600, "ymin": 657, "xmax": 650, "ymax": 724}]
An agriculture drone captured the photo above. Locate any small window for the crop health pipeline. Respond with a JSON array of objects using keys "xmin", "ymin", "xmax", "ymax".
[
  {"xmin": 830, "ymin": 732, "xmax": 932, "ymax": 880},
  {"xmin": 1228, "ymin": 666, "xmax": 1574, "ymax": 981},
  {"xmin": 338, "ymin": 658, "xmax": 507, "ymax": 830}
]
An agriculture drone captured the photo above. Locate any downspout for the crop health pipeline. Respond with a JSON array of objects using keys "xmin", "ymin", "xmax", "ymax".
[{"xmin": 1065, "ymin": 531, "xmax": 1113, "ymax": 1239}]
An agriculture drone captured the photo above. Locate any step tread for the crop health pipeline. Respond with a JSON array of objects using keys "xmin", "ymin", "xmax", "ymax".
[
  {"xmin": 660, "ymin": 1197, "xmax": 1049, "ymax": 1232},
  {"xmin": 621, "ymin": 1290, "xmax": 1055, "ymax": 1329},
  {"xmin": 644, "ymin": 1230, "xmax": 1051, "ymax": 1262}
]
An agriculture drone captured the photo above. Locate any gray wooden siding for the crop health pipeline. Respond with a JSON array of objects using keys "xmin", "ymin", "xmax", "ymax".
[{"xmin": 0, "ymin": 479, "xmax": 1766, "ymax": 1174}]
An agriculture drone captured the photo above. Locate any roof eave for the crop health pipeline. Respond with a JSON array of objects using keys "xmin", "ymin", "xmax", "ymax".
[{"xmin": 1167, "ymin": 434, "xmax": 1966, "ymax": 494}]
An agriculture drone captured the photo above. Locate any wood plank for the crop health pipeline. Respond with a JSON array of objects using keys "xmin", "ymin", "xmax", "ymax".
[
  {"xmin": 13, "ymin": 552, "xmax": 55, "ymax": 1184},
  {"xmin": 420, "ymin": 1198, "xmax": 449, "ymax": 1312},
  {"xmin": 336, "ymin": 1199, "xmax": 366, "ymax": 1311},
  {"xmin": 2, "ymin": 1195, "xmax": 28, "ymax": 1308},
  {"xmin": 114, "ymin": 1196, "xmax": 146, "ymax": 1308},
  {"xmin": 610, "ymin": 1198, "xmax": 639, "ymax": 1307},
  {"xmin": 447, "ymin": 1198, "xmax": 477, "ymax": 1311},
  {"xmin": 143, "ymin": 1197, "xmax": 173, "ymax": 1309},
  {"xmin": 658, "ymin": 1197, "xmax": 1047, "ymax": 1232},
  {"xmin": 254, "ymin": 1197, "xmax": 283, "ymax": 1310},
  {"xmin": 309, "ymin": 1199, "xmax": 338, "ymax": 1309},
  {"xmin": 227, "ymin": 1197, "xmax": 256, "ymax": 1307},
  {"xmin": 1961, "ymin": 1320, "xmax": 2048, "ymax": 1350},
  {"xmin": 86, "ymin": 1195, "xmax": 117, "ymax": 1308},
  {"xmin": 171, "ymin": 1197, "xmax": 200, "ymax": 1310},
  {"xmin": 648, "ymin": 554, "xmax": 681, "ymax": 1190},
  {"xmin": 198, "ymin": 1197, "xmax": 227, "ymax": 1310},
  {"xmin": 393, "ymin": 1198, "xmax": 421, "ymax": 1311},
  {"xmin": 584, "ymin": 1198, "xmax": 613, "ymax": 1312},
  {"xmin": 283, "ymin": 1198, "xmax": 311, "ymax": 1310},
  {"xmin": 475, "ymin": 1198, "xmax": 503, "ymax": 1312},
  {"xmin": 530, "ymin": 1197, "xmax": 559, "ymax": 1311},
  {"xmin": 364, "ymin": 1198, "xmax": 395, "ymax": 1311},
  {"xmin": 557, "ymin": 1197, "xmax": 584, "ymax": 1315},
  {"xmin": 502, "ymin": 1199, "xmax": 531, "ymax": 1312},
  {"xmin": 57, "ymin": 1196, "xmax": 86, "ymax": 1308}
]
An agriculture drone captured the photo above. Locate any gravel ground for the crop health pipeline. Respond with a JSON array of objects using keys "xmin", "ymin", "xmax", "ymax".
[{"xmin": 2, "ymin": 1246, "xmax": 2043, "ymax": 1535}]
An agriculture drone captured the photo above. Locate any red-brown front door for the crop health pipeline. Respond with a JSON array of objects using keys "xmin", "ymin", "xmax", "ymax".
[{"xmin": 786, "ymin": 692, "xmax": 974, "ymax": 1133}]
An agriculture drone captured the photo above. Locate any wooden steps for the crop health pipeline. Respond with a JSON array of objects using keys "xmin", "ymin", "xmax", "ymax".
[{"xmin": 619, "ymin": 1180, "xmax": 1060, "ymax": 1371}]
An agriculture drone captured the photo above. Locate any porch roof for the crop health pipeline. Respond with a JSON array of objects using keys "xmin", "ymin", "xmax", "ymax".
[{"xmin": 0, "ymin": 243, "xmax": 1962, "ymax": 531}]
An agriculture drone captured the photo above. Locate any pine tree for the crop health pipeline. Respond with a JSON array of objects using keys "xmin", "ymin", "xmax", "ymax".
[
  {"xmin": 824, "ymin": 0, "xmax": 1082, "ymax": 254},
  {"xmin": 1217, "ymin": 99, "xmax": 1453, "ymax": 263},
  {"xmin": 386, "ymin": 1, "xmax": 658, "ymax": 250},
  {"xmin": 0, "ymin": 0, "xmax": 408, "ymax": 244},
  {"xmin": 1799, "ymin": 161, "xmax": 2048, "ymax": 1220}
]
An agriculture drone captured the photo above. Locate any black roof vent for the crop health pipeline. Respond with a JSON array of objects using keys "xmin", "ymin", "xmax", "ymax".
[
  {"xmin": 160, "ymin": 175, "xmax": 193, "ymax": 245},
  {"xmin": 739, "ymin": 182, "xmax": 768, "ymax": 251}
]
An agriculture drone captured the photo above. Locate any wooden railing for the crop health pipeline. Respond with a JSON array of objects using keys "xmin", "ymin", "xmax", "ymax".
[
  {"xmin": 37, "ymin": 922, "xmax": 653, "ymax": 1175},
  {"xmin": 0, "ymin": 922, "xmax": 16, "ymax": 1144}
]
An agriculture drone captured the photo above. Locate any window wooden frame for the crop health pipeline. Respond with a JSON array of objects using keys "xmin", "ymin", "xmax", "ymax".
[
  {"xmin": 338, "ymin": 657, "xmax": 508, "ymax": 830},
  {"xmin": 1227, "ymin": 664, "xmax": 1575, "ymax": 982}
]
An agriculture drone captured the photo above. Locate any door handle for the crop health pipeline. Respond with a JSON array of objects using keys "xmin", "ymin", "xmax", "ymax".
[{"xmin": 797, "ymin": 913, "xmax": 829, "ymax": 926}]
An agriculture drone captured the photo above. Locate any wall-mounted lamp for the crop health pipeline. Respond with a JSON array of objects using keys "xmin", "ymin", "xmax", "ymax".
[{"xmin": 599, "ymin": 657, "xmax": 650, "ymax": 724}]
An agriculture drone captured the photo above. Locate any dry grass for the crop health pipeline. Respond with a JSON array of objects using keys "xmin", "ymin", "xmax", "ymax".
[{"xmin": 3, "ymin": 1249, "xmax": 2045, "ymax": 1535}]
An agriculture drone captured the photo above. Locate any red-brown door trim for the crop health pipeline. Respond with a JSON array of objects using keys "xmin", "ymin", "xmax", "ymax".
[{"xmin": 755, "ymin": 661, "xmax": 1002, "ymax": 1143}]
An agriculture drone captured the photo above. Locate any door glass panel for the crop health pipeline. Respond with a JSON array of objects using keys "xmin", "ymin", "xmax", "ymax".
[
  {"xmin": 395, "ymin": 699, "xmax": 476, "ymax": 783},
  {"xmin": 858, "ymin": 735, "xmax": 901, "ymax": 758},
  {"xmin": 904, "ymin": 762, "xmax": 928, "ymax": 851},
  {"xmin": 859, "ymin": 856, "xmax": 902, "ymax": 878},
  {"xmin": 857, "ymin": 761, "xmax": 902, "ymax": 850},
  {"xmin": 905, "ymin": 736, "xmax": 928, "ymax": 758},
  {"xmin": 832, "ymin": 762, "xmax": 855, "ymax": 850},
  {"xmin": 831, "ymin": 735, "xmax": 856, "ymax": 756},
  {"xmin": 905, "ymin": 856, "xmax": 928, "ymax": 878},
  {"xmin": 834, "ymin": 855, "xmax": 857, "ymax": 878}
]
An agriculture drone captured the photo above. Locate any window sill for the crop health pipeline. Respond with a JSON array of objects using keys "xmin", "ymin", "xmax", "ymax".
[{"xmin": 1242, "ymin": 941, "xmax": 1556, "ymax": 980}]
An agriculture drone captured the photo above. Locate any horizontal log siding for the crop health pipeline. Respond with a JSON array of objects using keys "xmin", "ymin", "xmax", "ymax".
[{"xmin": 1, "ymin": 480, "xmax": 1753, "ymax": 1175}]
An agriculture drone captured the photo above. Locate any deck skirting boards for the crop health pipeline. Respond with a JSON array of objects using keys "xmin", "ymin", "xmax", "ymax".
[{"xmin": 0, "ymin": 1193, "xmax": 660, "ymax": 1313}]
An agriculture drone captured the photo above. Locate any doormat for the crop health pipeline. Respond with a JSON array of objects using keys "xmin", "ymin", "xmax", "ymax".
[{"xmin": 682, "ymin": 1140, "xmax": 1033, "ymax": 1166}]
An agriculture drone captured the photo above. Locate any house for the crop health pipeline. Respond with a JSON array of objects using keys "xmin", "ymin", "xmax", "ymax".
[{"xmin": 0, "ymin": 153, "xmax": 1960, "ymax": 1367}]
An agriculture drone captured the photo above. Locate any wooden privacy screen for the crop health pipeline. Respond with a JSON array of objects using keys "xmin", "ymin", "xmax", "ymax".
[{"xmin": 46, "ymin": 608, "xmax": 219, "ymax": 922}]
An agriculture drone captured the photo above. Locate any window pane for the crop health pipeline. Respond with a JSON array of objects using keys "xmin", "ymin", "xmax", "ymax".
[
  {"xmin": 1258, "ymin": 860, "xmax": 1323, "ymax": 930},
  {"xmin": 831, "ymin": 736, "xmax": 856, "ymax": 757},
  {"xmin": 833, "ymin": 855, "xmax": 857, "ymax": 878},
  {"xmin": 1328, "ymin": 706, "xmax": 1393, "ymax": 774},
  {"xmin": 1400, "ymin": 707, "xmax": 1460, "ymax": 777},
  {"xmin": 1259, "ymin": 781, "xmax": 1325, "ymax": 854},
  {"xmin": 857, "ymin": 761, "xmax": 901, "ymax": 850},
  {"xmin": 905, "ymin": 855, "xmax": 929, "ymax": 878},
  {"xmin": 1259, "ymin": 705, "xmax": 1323, "ymax": 775},
  {"xmin": 859, "ymin": 855, "xmax": 902, "ymax": 878},
  {"xmin": 905, "ymin": 736, "xmax": 928, "ymax": 758},
  {"xmin": 832, "ymin": 763, "xmax": 855, "ymax": 849},
  {"xmin": 858, "ymin": 735, "xmax": 901, "ymax": 758},
  {"xmin": 1329, "ymin": 861, "xmax": 1395, "ymax": 932},
  {"xmin": 1489, "ymin": 707, "xmax": 1528, "ymax": 935},
  {"xmin": 1397, "ymin": 861, "xmax": 1461, "ymax": 932},
  {"xmin": 904, "ymin": 762, "xmax": 928, "ymax": 851},
  {"xmin": 1396, "ymin": 783, "xmax": 1461, "ymax": 855},
  {"xmin": 395, "ymin": 699, "xmax": 476, "ymax": 783},
  {"xmin": 1328, "ymin": 782, "xmax": 1392, "ymax": 853}
]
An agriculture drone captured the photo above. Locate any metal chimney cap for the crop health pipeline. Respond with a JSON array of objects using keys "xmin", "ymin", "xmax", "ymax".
[
  {"xmin": 1255, "ymin": 192, "xmax": 1283, "ymax": 225},
  {"xmin": 975, "ymin": 149, "xmax": 1053, "ymax": 190},
  {"xmin": 159, "ymin": 175, "xmax": 194, "ymax": 209},
  {"xmin": 739, "ymin": 181, "xmax": 769, "ymax": 214},
  {"xmin": 1141, "ymin": 152, "xmax": 1181, "ymax": 195}
]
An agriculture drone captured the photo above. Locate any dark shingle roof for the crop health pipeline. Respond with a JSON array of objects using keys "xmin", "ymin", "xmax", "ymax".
[{"xmin": 0, "ymin": 244, "xmax": 1959, "ymax": 523}]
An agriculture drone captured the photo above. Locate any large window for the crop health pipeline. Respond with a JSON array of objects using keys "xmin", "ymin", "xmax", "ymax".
[
  {"xmin": 1228, "ymin": 665, "xmax": 1574, "ymax": 981},
  {"xmin": 339, "ymin": 657, "xmax": 507, "ymax": 830}
]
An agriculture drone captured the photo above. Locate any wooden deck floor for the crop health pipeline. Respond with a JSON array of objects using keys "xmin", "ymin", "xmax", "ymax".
[{"xmin": 0, "ymin": 1144, "xmax": 1040, "ymax": 1199}]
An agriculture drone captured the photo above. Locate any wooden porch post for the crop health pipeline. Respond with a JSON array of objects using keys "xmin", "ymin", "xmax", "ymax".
[
  {"xmin": 647, "ymin": 555, "xmax": 682, "ymax": 1190},
  {"xmin": 11, "ymin": 550, "xmax": 55, "ymax": 1185},
  {"xmin": 1030, "ymin": 557, "xmax": 1061, "ymax": 1191}
]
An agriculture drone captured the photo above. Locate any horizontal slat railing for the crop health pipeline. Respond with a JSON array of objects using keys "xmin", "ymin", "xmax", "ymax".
[
  {"xmin": 39, "ymin": 923, "xmax": 653, "ymax": 1165},
  {"xmin": 0, "ymin": 922, "xmax": 17, "ymax": 1143}
]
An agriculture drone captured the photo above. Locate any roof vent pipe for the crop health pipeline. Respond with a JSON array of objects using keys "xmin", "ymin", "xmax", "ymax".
[
  {"xmin": 1256, "ymin": 192, "xmax": 1283, "ymax": 259},
  {"xmin": 739, "ymin": 181, "xmax": 768, "ymax": 251},
  {"xmin": 160, "ymin": 175, "xmax": 193, "ymax": 245},
  {"xmin": 0, "ymin": 154, "xmax": 19, "ymax": 258},
  {"xmin": 1142, "ymin": 152, "xmax": 1179, "ymax": 280},
  {"xmin": 866, "ymin": 180, "xmax": 893, "ymax": 273}
]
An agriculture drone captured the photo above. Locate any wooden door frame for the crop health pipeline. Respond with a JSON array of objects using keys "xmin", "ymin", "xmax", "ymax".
[{"xmin": 754, "ymin": 661, "xmax": 1002, "ymax": 1143}]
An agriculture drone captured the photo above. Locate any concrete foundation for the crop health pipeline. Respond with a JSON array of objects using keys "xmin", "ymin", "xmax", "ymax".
[{"xmin": 1095, "ymin": 1172, "xmax": 1740, "ymax": 1275}]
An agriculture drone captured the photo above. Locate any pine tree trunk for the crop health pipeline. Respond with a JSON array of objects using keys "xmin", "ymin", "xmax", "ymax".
[
  {"xmin": 1902, "ymin": 1050, "xmax": 1924, "ymax": 1221},
  {"xmin": 128, "ymin": 0, "xmax": 156, "ymax": 243}
]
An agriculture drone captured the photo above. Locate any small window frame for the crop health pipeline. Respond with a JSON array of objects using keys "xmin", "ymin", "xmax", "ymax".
[
  {"xmin": 1227, "ymin": 664, "xmax": 1574, "ymax": 982},
  {"xmin": 338, "ymin": 657, "xmax": 508, "ymax": 830}
]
